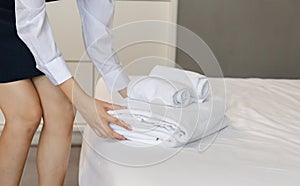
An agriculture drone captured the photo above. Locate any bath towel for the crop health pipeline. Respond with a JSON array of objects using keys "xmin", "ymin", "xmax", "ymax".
[
  {"xmin": 150, "ymin": 65, "xmax": 211, "ymax": 103},
  {"xmin": 127, "ymin": 76, "xmax": 192, "ymax": 107},
  {"xmin": 109, "ymin": 96, "xmax": 228, "ymax": 147}
]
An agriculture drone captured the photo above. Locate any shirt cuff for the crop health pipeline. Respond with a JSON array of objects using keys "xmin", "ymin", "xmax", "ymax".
[
  {"xmin": 42, "ymin": 56, "xmax": 73, "ymax": 85},
  {"xmin": 102, "ymin": 68, "xmax": 130, "ymax": 92}
]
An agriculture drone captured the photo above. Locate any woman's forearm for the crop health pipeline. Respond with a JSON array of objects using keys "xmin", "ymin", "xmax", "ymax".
[
  {"xmin": 58, "ymin": 77, "xmax": 130, "ymax": 140},
  {"xmin": 58, "ymin": 77, "xmax": 88, "ymax": 109},
  {"xmin": 15, "ymin": 0, "xmax": 73, "ymax": 86}
]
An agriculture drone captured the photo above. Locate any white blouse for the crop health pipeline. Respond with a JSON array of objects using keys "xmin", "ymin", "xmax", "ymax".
[{"xmin": 15, "ymin": 0, "xmax": 129, "ymax": 92}]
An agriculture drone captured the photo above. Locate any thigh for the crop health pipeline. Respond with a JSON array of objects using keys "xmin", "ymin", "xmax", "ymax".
[
  {"xmin": 31, "ymin": 76, "xmax": 75, "ymax": 124},
  {"xmin": 0, "ymin": 79, "xmax": 41, "ymax": 120}
]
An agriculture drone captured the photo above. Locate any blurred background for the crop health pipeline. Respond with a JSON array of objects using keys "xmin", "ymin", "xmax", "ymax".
[{"xmin": 176, "ymin": 0, "xmax": 300, "ymax": 78}]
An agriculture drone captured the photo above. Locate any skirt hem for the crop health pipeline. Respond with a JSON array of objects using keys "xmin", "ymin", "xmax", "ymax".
[{"xmin": 0, "ymin": 73, "xmax": 44, "ymax": 84}]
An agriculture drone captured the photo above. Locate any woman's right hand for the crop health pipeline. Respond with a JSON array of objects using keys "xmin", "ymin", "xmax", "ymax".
[
  {"xmin": 59, "ymin": 78, "xmax": 131, "ymax": 140},
  {"xmin": 77, "ymin": 96, "xmax": 131, "ymax": 140}
]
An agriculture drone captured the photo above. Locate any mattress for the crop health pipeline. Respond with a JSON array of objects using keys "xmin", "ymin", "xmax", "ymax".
[{"xmin": 79, "ymin": 78, "xmax": 300, "ymax": 186}]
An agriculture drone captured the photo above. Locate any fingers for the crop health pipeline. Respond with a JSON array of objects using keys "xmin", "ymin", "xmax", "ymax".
[
  {"xmin": 103, "ymin": 125, "xmax": 126, "ymax": 140},
  {"xmin": 104, "ymin": 102, "xmax": 127, "ymax": 111},
  {"xmin": 93, "ymin": 124, "xmax": 126, "ymax": 140},
  {"xmin": 93, "ymin": 99, "xmax": 130, "ymax": 140},
  {"xmin": 105, "ymin": 114, "xmax": 132, "ymax": 131}
]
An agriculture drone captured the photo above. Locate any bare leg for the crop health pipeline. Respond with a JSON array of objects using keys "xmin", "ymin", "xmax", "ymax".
[
  {"xmin": 0, "ymin": 80, "xmax": 42, "ymax": 186},
  {"xmin": 32, "ymin": 76, "xmax": 75, "ymax": 186}
]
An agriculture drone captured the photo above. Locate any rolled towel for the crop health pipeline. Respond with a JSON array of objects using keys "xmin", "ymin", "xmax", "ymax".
[
  {"xmin": 150, "ymin": 65, "xmax": 211, "ymax": 103},
  {"xmin": 108, "ymin": 97, "xmax": 228, "ymax": 147},
  {"xmin": 128, "ymin": 76, "xmax": 192, "ymax": 107}
]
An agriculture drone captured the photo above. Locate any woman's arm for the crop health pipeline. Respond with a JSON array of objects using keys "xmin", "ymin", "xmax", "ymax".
[
  {"xmin": 59, "ymin": 78, "xmax": 131, "ymax": 140},
  {"xmin": 15, "ymin": 0, "xmax": 131, "ymax": 139},
  {"xmin": 15, "ymin": 0, "xmax": 72, "ymax": 85},
  {"xmin": 77, "ymin": 0, "xmax": 130, "ymax": 94}
]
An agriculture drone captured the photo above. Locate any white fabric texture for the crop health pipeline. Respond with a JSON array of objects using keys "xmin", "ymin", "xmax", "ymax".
[
  {"xmin": 108, "ymin": 98, "xmax": 228, "ymax": 147},
  {"xmin": 111, "ymin": 67, "xmax": 226, "ymax": 147},
  {"xmin": 79, "ymin": 78, "xmax": 300, "ymax": 186},
  {"xmin": 15, "ymin": 0, "xmax": 129, "ymax": 91},
  {"xmin": 127, "ymin": 76, "xmax": 192, "ymax": 107},
  {"xmin": 150, "ymin": 65, "xmax": 211, "ymax": 103}
]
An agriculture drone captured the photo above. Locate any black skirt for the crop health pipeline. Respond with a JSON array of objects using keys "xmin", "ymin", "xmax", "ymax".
[{"xmin": 0, "ymin": 0, "xmax": 57, "ymax": 83}]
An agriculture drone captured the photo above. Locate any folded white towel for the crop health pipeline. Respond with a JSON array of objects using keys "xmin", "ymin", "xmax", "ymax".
[
  {"xmin": 108, "ymin": 97, "xmax": 228, "ymax": 147},
  {"xmin": 128, "ymin": 76, "xmax": 192, "ymax": 107},
  {"xmin": 150, "ymin": 65, "xmax": 211, "ymax": 103}
]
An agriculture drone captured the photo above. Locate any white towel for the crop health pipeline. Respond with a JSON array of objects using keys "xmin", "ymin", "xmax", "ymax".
[
  {"xmin": 150, "ymin": 65, "xmax": 211, "ymax": 103},
  {"xmin": 128, "ymin": 76, "xmax": 192, "ymax": 107},
  {"xmin": 108, "ymin": 97, "xmax": 228, "ymax": 147}
]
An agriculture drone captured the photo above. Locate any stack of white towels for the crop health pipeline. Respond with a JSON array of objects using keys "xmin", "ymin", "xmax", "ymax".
[{"xmin": 109, "ymin": 65, "xmax": 228, "ymax": 147}]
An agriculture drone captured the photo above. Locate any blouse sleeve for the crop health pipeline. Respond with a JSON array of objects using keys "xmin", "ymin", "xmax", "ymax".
[
  {"xmin": 77, "ymin": 0, "xmax": 130, "ymax": 92},
  {"xmin": 15, "ymin": 0, "xmax": 72, "ymax": 85}
]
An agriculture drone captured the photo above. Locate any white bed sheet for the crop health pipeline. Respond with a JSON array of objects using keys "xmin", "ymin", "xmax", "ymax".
[{"xmin": 79, "ymin": 78, "xmax": 300, "ymax": 186}]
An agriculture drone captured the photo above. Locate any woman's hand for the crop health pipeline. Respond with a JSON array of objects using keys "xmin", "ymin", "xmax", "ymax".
[
  {"xmin": 78, "ymin": 97, "xmax": 131, "ymax": 140},
  {"xmin": 59, "ymin": 78, "xmax": 131, "ymax": 140}
]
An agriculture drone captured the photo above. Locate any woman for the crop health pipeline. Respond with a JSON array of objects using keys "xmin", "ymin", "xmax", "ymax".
[{"xmin": 0, "ymin": 0, "xmax": 131, "ymax": 185}]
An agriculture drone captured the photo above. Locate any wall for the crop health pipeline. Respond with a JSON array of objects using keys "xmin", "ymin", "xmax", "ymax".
[{"xmin": 176, "ymin": 0, "xmax": 300, "ymax": 78}]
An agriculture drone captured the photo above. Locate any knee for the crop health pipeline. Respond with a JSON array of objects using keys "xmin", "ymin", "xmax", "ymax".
[
  {"xmin": 57, "ymin": 102, "xmax": 75, "ymax": 125},
  {"xmin": 7, "ymin": 103, "xmax": 42, "ymax": 135},
  {"xmin": 44, "ymin": 102, "xmax": 75, "ymax": 135},
  {"xmin": 19, "ymin": 103, "xmax": 42, "ymax": 124},
  {"xmin": 62, "ymin": 104, "xmax": 76, "ymax": 135}
]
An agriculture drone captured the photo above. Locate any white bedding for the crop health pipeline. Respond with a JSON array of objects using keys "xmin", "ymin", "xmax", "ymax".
[{"xmin": 79, "ymin": 78, "xmax": 300, "ymax": 186}]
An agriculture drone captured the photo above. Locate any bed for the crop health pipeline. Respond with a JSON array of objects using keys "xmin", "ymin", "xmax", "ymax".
[{"xmin": 79, "ymin": 77, "xmax": 300, "ymax": 186}]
